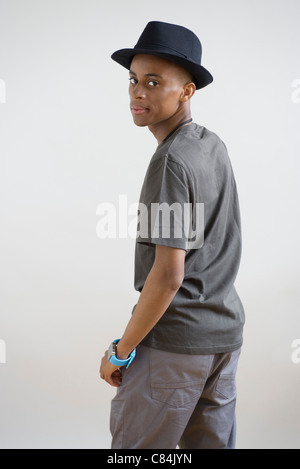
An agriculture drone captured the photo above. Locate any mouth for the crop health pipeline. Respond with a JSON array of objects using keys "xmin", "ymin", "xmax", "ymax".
[{"xmin": 131, "ymin": 106, "xmax": 149, "ymax": 115}]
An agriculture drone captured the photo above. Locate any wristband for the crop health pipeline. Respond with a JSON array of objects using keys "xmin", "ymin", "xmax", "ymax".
[{"xmin": 108, "ymin": 339, "xmax": 136, "ymax": 369}]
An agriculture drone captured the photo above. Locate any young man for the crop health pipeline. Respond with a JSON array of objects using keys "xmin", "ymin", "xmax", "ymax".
[{"xmin": 100, "ymin": 21, "xmax": 245, "ymax": 449}]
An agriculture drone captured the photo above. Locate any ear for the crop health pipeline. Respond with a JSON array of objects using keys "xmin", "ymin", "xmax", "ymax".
[{"xmin": 180, "ymin": 82, "xmax": 196, "ymax": 102}]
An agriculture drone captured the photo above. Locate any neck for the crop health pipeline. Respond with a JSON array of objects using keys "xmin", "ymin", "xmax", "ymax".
[{"xmin": 148, "ymin": 108, "xmax": 192, "ymax": 145}]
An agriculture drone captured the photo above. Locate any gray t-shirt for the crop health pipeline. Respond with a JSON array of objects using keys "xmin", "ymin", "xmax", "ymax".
[{"xmin": 133, "ymin": 123, "xmax": 245, "ymax": 354}]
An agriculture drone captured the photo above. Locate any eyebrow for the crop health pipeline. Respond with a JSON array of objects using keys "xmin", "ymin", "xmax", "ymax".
[{"xmin": 129, "ymin": 70, "xmax": 163, "ymax": 79}]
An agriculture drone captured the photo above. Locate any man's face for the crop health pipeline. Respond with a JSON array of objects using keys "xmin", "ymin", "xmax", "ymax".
[{"xmin": 129, "ymin": 54, "xmax": 193, "ymax": 127}]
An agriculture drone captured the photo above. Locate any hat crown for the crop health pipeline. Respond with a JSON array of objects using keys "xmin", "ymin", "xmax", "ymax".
[
  {"xmin": 111, "ymin": 21, "xmax": 213, "ymax": 90},
  {"xmin": 135, "ymin": 21, "xmax": 202, "ymax": 64}
]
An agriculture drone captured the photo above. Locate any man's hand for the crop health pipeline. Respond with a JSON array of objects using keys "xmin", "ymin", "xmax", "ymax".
[
  {"xmin": 99, "ymin": 247, "xmax": 184, "ymax": 387},
  {"xmin": 99, "ymin": 350, "xmax": 122, "ymax": 387}
]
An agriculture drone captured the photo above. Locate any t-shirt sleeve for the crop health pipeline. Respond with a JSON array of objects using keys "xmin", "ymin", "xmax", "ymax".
[{"xmin": 136, "ymin": 156, "xmax": 194, "ymax": 251}]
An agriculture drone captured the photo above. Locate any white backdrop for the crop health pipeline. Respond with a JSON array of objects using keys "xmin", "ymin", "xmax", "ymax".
[{"xmin": 0, "ymin": 0, "xmax": 300, "ymax": 449}]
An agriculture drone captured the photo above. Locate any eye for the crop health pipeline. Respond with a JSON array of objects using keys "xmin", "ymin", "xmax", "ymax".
[
  {"xmin": 148, "ymin": 80, "xmax": 159, "ymax": 87},
  {"xmin": 129, "ymin": 77, "xmax": 137, "ymax": 85}
]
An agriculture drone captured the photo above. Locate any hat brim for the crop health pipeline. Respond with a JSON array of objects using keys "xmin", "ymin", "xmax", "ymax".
[{"xmin": 111, "ymin": 48, "xmax": 213, "ymax": 90}]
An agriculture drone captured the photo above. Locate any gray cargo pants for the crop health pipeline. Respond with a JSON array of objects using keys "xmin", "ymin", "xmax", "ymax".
[{"xmin": 110, "ymin": 344, "xmax": 241, "ymax": 449}]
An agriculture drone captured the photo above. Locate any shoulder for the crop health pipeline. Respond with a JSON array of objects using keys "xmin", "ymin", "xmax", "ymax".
[{"xmin": 166, "ymin": 124, "xmax": 226, "ymax": 161}]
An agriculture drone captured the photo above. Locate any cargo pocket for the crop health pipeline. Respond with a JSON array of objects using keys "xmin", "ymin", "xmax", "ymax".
[
  {"xmin": 149, "ymin": 348, "xmax": 205, "ymax": 408},
  {"xmin": 151, "ymin": 381, "xmax": 202, "ymax": 408},
  {"xmin": 215, "ymin": 374, "xmax": 236, "ymax": 401},
  {"xmin": 110, "ymin": 398, "xmax": 125, "ymax": 447}
]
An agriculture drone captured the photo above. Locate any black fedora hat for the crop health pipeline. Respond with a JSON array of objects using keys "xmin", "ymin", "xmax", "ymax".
[{"xmin": 111, "ymin": 21, "xmax": 213, "ymax": 90}]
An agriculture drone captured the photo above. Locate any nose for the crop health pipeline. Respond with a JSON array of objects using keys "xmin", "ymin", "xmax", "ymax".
[{"xmin": 130, "ymin": 82, "xmax": 147, "ymax": 100}]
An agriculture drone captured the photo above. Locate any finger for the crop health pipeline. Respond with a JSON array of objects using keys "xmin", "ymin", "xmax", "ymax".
[
  {"xmin": 111, "ymin": 370, "xmax": 122, "ymax": 385},
  {"xmin": 107, "ymin": 367, "xmax": 122, "ymax": 386},
  {"xmin": 107, "ymin": 373, "xmax": 120, "ymax": 387},
  {"xmin": 99, "ymin": 352, "xmax": 109, "ymax": 378}
]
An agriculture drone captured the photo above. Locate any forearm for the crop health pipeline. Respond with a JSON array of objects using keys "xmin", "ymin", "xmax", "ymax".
[{"xmin": 116, "ymin": 264, "xmax": 181, "ymax": 359}]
